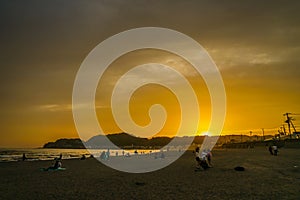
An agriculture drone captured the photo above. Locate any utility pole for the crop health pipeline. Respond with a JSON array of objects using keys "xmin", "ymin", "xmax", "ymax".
[
  {"xmin": 284, "ymin": 113, "xmax": 292, "ymax": 139},
  {"xmin": 283, "ymin": 124, "xmax": 287, "ymax": 135}
]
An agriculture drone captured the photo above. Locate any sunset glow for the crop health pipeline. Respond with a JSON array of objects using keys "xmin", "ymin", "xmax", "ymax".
[{"xmin": 0, "ymin": 1, "xmax": 299, "ymax": 147}]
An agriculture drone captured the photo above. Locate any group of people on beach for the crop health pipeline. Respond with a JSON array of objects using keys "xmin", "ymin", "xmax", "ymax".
[
  {"xmin": 194, "ymin": 147, "xmax": 212, "ymax": 171},
  {"xmin": 24, "ymin": 147, "xmax": 214, "ymax": 171},
  {"xmin": 43, "ymin": 148, "xmax": 212, "ymax": 171}
]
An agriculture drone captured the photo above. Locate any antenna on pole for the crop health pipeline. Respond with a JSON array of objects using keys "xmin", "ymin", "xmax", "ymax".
[{"xmin": 283, "ymin": 113, "xmax": 292, "ymax": 139}]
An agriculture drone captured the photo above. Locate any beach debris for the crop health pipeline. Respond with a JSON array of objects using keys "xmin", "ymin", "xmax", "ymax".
[{"xmin": 234, "ymin": 166, "xmax": 245, "ymax": 171}]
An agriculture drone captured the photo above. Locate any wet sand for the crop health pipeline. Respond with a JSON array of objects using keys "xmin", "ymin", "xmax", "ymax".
[{"xmin": 0, "ymin": 148, "xmax": 299, "ymax": 200}]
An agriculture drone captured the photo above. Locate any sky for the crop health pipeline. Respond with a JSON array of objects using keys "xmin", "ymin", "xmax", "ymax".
[{"xmin": 0, "ymin": 0, "xmax": 300, "ymax": 147}]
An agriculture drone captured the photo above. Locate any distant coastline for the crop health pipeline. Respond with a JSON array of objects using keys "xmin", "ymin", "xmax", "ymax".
[{"xmin": 42, "ymin": 132, "xmax": 300, "ymax": 149}]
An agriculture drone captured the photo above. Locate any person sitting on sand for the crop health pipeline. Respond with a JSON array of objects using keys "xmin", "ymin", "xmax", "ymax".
[
  {"xmin": 195, "ymin": 147, "xmax": 210, "ymax": 170},
  {"xmin": 100, "ymin": 151, "xmax": 106, "ymax": 160},
  {"xmin": 125, "ymin": 152, "xmax": 131, "ymax": 157},
  {"xmin": 200, "ymin": 151, "xmax": 210, "ymax": 169},
  {"xmin": 54, "ymin": 160, "xmax": 62, "ymax": 168},
  {"xmin": 45, "ymin": 159, "xmax": 62, "ymax": 171},
  {"xmin": 195, "ymin": 147, "xmax": 201, "ymax": 169}
]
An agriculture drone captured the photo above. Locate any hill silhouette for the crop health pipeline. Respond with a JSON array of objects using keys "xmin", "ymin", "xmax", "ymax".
[
  {"xmin": 43, "ymin": 138, "xmax": 85, "ymax": 149},
  {"xmin": 43, "ymin": 133, "xmax": 191, "ymax": 149},
  {"xmin": 85, "ymin": 133, "xmax": 174, "ymax": 149},
  {"xmin": 43, "ymin": 133, "xmax": 278, "ymax": 149}
]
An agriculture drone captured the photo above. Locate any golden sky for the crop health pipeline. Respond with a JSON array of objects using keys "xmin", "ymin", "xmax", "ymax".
[{"xmin": 0, "ymin": 0, "xmax": 300, "ymax": 147}]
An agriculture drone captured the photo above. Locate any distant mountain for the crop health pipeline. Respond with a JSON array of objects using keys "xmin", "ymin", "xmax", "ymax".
[
  {"xmin": 43, "ymin": 138, "xmax": 85, "ymax": 149},
  {"xmin": 43, "ymin": 133, "xmax": 186, "ymax": 149},
  {"xmin": 85, "ymin": 132, "xmax": 169, "ymax": 149},
  {"xmin": 43, "ymin": 133, "xmax": 276, "ymax": 149}
]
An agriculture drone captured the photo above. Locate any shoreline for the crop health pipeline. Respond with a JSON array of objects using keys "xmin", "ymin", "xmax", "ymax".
[{"xmin": 1, "ymin": 145, "xmax": 299, "ymax": 163}]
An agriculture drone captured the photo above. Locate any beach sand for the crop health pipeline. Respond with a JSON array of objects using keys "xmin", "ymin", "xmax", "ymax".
[{"xmin": 0, "ymin": 148, "xmax": 299, "ymax": 200}]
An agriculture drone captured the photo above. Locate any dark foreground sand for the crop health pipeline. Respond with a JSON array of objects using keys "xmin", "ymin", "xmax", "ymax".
[{"xmin": 0, "ymin": 148, "xmax": 299, "ymax": 200}]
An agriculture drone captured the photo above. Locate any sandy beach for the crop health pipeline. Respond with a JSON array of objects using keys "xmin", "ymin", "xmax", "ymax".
[{"xmin": 0, "ymin": 148, "xmax": 299, "ymax": 200}]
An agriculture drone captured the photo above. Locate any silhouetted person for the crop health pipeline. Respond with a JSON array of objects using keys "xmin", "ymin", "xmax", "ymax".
[
  {"xmin": 100, "ymin": 151, "xmax": 106, "ymax": 160},
  {"xmin": 195, "ymin": 147, "xmax": 209, "ymax": 170},
  {"xmin": 206, "ymin": 149, "xmax": 213, "ymax": 167},
  {"xmin": 125, "ymin": 152, "xmax": 130, "ymax": 157},
  {"xmin": 106, "ymin": 149, "xmax": 110, "ymax": 160},
  {"xmin": 268, "ymin": 146, "xmax": 273, "ymax": 155},
  {"xmin": 53, "ymin": 160, "xmax": 62, "ymax": 168},
  {"xmin": 22, "ymin": 153, "xmax": 27, "ymax": 161},
  {"xmin": 195, "ymin": 147, "xmax": 201, "ymax": 169},
  {"xmin": 273, "ymin": 145, "xmax": 278, "ymax": 156},
  {"xmin": 160, "ymin": 151, "xmax": 165, "ymax": 159}
]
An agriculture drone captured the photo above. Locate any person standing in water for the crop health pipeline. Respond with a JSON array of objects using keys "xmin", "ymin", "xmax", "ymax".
[{"xmin": 22, "ymin": 153, "xmax": 27, "ymax": 161}]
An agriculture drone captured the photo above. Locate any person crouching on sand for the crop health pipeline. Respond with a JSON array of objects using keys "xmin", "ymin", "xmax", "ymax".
[
  {"xmin": 195, "ymin": 147, "xmax": 209, "ymax": 170},
  {"xmin": 272, "ymin": 145, "xmax": 278, "ymax": 156},
  {"xmin": 268, "ymin": 145, "xmax": 273, "ymax": 155}
]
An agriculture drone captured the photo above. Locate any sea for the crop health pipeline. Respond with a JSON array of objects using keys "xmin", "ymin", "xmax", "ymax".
[{"xmin": 0, "ymin": 148, "xmax": 161, "ymax": 162}]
